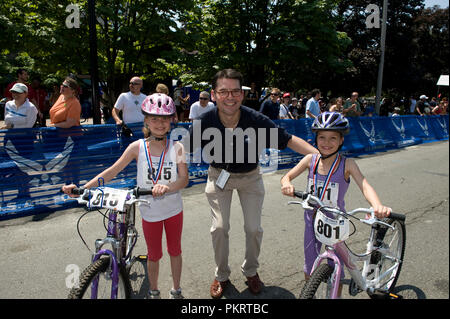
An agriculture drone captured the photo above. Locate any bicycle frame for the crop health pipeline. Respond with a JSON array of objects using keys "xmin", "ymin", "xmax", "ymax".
[
  {"xmin": 310, "ymin": 221, "xmax": 400, "ymax": 299},
  {"xmin": 290, "ymin": 191, "xmax": 404, "ymax": 299},
  {"xmin": 89, "ymin": 203, "xmax": 138, "ymax": 299},
  {"xmin": 66, "ymin": 186, "xmax": 152, "ymax": 299}
]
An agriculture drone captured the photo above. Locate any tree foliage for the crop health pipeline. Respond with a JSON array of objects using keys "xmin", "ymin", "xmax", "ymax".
[{"xmin": 0, "ymin": 0, "xmax": 448, "ymax": 103}]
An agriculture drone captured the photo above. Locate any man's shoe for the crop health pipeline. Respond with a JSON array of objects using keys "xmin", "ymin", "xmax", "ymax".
[
  {"xmin": 246, "ymin": 273, "xmax": 263, "ymax": 294},
  {"xmin": 210, "ymin": 279, "xmax": 230, "ymax": 299}
]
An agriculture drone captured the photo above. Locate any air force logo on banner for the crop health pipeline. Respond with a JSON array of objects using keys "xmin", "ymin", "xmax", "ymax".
[
  {"xmin": 5, "ymin": 137, "xmax": 74, "ymax": 187},
  {"xmin": 359, "ymin": 121, "xmax": 376, "ymax": 144},
  {"xmin": 391, "ymin": 118, "xmax": 406, "ymax": 139},
  {"xmin": 416, "ymin": 118, "xmax": 429, "ymax": 136},
  {"xmin": 436, "ymin": 118, "xmax": 448, "ymax": 138}
]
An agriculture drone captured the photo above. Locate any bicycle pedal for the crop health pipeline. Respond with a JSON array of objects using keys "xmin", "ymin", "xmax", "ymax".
[
  {"xmin": 348, "ymin": 279, "xmax": 362, "ymax": 296},
  {"xmin": 137, "ymin": 254, "xmax": 147, "ymax": 260},
  {"xmin": 388, "ymin": 292, "xmax": 403, "ymax": 299},
  {"xmin": 370, "ymin": 291, "xmax": 403, "ymax": 299}
]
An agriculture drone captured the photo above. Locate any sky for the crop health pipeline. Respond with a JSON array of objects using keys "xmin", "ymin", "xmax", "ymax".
[{"xmin": 424, "ymin": 0, "xmax": 449, "ymax": 8}]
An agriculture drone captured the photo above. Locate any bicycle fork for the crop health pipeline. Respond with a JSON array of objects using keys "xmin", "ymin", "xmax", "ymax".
[
  {"xmin": 91, "ymin": 244, "xmax": 121, "ymax": 299},
  {"xmin": 311, "ymin": 247, "xmax": 344, "ymax": 299},
  {"xmin": 91, "ymin": 211, "xmax": 122, "ymax": 299},
  {"xmin": 311, "ymin": 243, "xmax": 363, "ymax": 299}
]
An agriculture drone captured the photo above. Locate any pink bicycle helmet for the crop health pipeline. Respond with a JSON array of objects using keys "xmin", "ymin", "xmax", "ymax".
[{"xmin": 141, "ymin": 93, "xmax": 176, "ymax": 117}]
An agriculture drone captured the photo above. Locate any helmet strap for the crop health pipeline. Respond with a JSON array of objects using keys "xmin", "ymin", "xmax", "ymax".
[
  {"xmin": 149, "ymin": 135, "xmax": 166, "ymax": 141},
  {"xmin": 320, "ymin": 149, "xmax": 339, "ymax": 160},
  {"xmin": 316, "ymin": 138, "xmax": 344, "ymax": 159}
]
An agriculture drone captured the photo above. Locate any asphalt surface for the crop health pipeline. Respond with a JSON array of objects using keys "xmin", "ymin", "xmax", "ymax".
[{"xmin": 0, "ymin": 141, "xmax": 448, "ymax": 301}]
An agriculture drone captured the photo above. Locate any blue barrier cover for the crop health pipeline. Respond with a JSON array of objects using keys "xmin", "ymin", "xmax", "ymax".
[{"xmin": 0, "ymin": 115, "xmax": 448, "ymax": 219}]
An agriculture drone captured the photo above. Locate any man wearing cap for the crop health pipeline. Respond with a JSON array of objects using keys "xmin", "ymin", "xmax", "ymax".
[
  {"xmin": 279, "ymin": 92, "xmax": 294, "ymax": 119},
  {"xmin": 112, "ymin": 76, "xmax": 147, "ymax": 125},
  {"xmin": 1, "ymin": 83, "xmax": 38, "ymax": 129},
  {"xmin": 415, "ymin": 95, "xmax": 429, "ymax": 116}
]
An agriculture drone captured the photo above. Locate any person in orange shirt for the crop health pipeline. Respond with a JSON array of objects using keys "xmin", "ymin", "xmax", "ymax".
[{"xmin": 49, "ymin": 77, "xmax": 81, "ymax": 128}]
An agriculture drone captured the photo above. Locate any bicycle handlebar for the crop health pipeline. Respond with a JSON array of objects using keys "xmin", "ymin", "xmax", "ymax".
[
  {"xmin": 293, "ymin": 190, "xmax": 405, "ymax": 222},
  {"xmin": 65, "ymin": 186, "xmax": 153, "ymax": 198},
  {"xmin": 70, "ymin": 187, "xmax": 85, "ymax": 196},
  {"xmin": 133, "ymin": 187, "xmax": 153, "ymax": 197}
]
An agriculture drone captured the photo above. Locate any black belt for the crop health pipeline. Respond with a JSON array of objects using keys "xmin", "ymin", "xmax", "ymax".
[{"xmin": 210, "ymin": 163, "xmax": 258, "ymax": 174}]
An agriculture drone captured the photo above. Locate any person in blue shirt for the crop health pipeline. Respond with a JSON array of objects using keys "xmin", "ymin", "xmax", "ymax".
[
  {"xmin": 305, "ymin": 89, "xmax": 321, "ymax": 119},
  {"xmin": 259, "ymin": 88, "xmax": 280, "ymax": 120}
]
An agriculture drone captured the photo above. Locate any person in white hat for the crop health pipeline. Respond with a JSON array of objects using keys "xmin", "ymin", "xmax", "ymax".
[
  {"xmin": 1, "ymin": 83, "xmax": 38, "ymax": 129},
  {"xmin": 415, "ymin": 94, "xmax": 429, "ymax": 116}
]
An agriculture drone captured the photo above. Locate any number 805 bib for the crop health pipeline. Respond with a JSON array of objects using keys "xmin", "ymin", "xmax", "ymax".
[{"xmin": 313, "ymin": 210, "xmax": 350, "ymax": 246}]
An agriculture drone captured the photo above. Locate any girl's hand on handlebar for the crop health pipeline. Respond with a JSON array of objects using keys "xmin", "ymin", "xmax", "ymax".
[
  {"xmin": 372, "ymin": 204, "xmax": 392, "ymax": 219},
  {"xmin": 281, "ymin": 182, "xmax": 295, "ymax": 197},
  {"xmin": 151, "ymin": 184, "xmax": 169, "ymax": 198},
  {"xmin": 62, "ymin": 184, "xmax": 79, "ymax": 197}
]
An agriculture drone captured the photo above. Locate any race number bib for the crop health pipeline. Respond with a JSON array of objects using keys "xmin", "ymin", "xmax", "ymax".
[
  {"xmin": 307, "ymin": 178, "xmax": 339, "ymax": 207},
  {"xmin": 87, "ymin": 187, "xmax": 128, "ymax": 212},
  {"xmin": 313, "ymin": 210, "xmax": 350, "ymax": 246}
]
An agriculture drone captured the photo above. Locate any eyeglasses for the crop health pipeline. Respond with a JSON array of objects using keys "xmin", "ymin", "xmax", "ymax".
[
  {"xmin": 129, "ymin": 82, "xmax": 141, "ymax": 86},
  {"xmin": 199, "ymin": 97, "xmax": 209, "ymax": 100},
  {"xmin": 270, "ymin": 93, "xmax": 279, "ymax": 96},
  {"xmin": 215, "ymin": 89, "xmax": 242, "ymax": 98}
]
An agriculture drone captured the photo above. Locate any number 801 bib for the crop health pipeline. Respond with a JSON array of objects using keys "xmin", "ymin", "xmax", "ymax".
[{"xmin": 313, "ymin": 210, "xmax": 350, "ymax": 246}]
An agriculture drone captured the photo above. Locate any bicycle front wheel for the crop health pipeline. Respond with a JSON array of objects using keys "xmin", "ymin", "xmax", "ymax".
[
  {"xmin": 370, "ymin": 218, "xmax": 406, "ymax": 296},
  {"xmin": 68, "ymin": 256, "xmax": 131, "ymax": 299},
  {"xmin": 299, "ymin": 264, "xmax": 334, "ymax": 299}
]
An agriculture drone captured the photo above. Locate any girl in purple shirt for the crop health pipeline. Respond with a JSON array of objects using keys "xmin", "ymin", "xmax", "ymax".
[{"xmin": 281, "ymin": 112, "xmax": 391, "ymax": 297}]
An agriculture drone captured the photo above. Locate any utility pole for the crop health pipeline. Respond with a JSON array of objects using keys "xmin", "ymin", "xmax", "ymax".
[
  {"xmin": 88, "ymin": 0, "xmax": 101, "ymax": 124},
  {"xmin": 375, "ymin": 0, "xmax": 388, "ymax": 115}
]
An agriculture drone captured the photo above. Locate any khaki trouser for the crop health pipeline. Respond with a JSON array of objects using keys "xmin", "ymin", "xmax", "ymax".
[{"xmin": 205, "ymin": 166, "xmax": 265, "ymax": 281}]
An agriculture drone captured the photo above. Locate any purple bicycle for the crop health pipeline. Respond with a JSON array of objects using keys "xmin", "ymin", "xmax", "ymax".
[
  {"xmin": 66, "ymin": 185, "xmax": 152, "ymax": 299},
  {"xmin": 289, "ymin": 191, "xmax": 406, "ymax": 299}
]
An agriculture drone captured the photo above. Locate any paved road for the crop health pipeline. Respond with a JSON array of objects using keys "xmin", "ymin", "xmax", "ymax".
[{"xmin": 0, "ymin": 141, "xmax": 448, "ymax": 300}]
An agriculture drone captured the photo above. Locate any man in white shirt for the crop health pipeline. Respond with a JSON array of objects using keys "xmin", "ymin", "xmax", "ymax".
[
  {"xmin": 112, "ymin": 76, "xmax": 147, "ymax": 125},
  {"xmin": 409, "ymin": 96, "xmax": 417, "ymax": 115},
  {"xmin": 188, "ymin": 91, "xmax": 216, "ymax": 120}
]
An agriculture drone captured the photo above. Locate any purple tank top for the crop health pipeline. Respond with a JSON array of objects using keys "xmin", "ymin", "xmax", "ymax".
[{"xmin": 306, "ymin": 153, "xmax": 350, "ymax": 211}]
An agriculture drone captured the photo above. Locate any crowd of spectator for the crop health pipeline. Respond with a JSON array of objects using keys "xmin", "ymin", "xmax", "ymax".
[
  {"xmin": 241, "ymin": 87, "xmax": 448, "ymax": 121},
  {"xmin": 1, "ymin": 69, "xmax": 448, "ymax": 130}
]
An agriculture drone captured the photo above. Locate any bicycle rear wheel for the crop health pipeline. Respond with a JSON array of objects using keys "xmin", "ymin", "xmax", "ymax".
[
  {"xmin": 369, "ymin": 218, "xmax": 406, "ymax": 297},
  {"xmin": 68, "ymin": 256, "xmax": 131, "ymax": 299},
  {"xmin": 299, "ymin": 264, "xmax": 334, "ymax": 299}
]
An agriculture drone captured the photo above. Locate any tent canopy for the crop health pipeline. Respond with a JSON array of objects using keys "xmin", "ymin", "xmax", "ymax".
[{"xmin": 437, "ymin": 75, "xmax": 449, "ymax": 86}]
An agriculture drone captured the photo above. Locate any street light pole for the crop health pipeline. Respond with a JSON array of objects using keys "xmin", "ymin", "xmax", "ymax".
[
  {"xmin": 375, "ymin": 0, "xmax": 388, "ymax": 115},
  {"xmin": 88, "ymin": 0, "xmax": 101, "ymax": 124}
]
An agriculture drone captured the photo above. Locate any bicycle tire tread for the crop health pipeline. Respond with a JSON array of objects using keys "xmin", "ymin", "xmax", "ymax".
[
  {"xmin": 67, "ymin": 256, "xmax": 131, "ymax": 299},
  {"xmin": 299, "ymin": 264, "xmax": 333, "ymax": 299}
]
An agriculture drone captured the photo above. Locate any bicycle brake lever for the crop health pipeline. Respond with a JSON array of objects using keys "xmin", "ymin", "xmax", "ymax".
[
  {"xmin": 360, "ymin": 218, "xmax": 395, "ymax": 230},
  {"xmin": 132, "ymin": 199, "xmax": 151, "ymax": 205}
]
